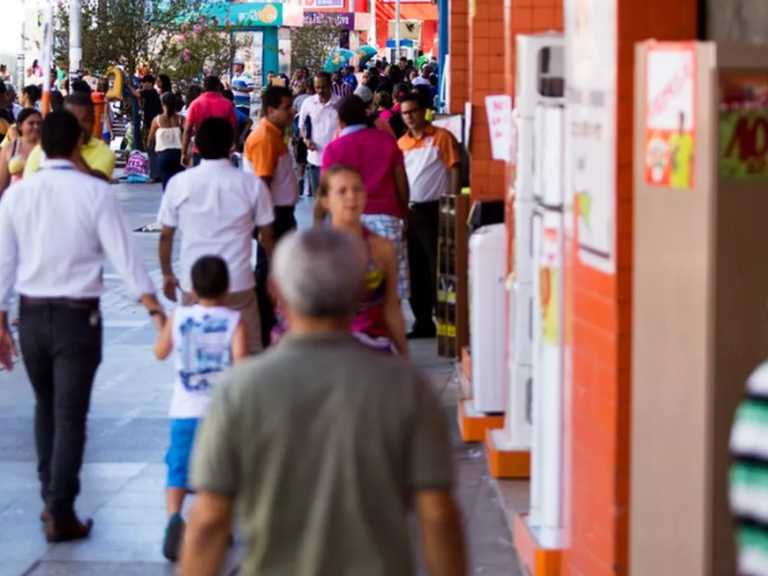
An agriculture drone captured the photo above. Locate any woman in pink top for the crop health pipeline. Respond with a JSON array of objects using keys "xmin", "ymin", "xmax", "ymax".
[{"xmin": 320, "ymin": 95, "xmax": 411, "ymax": 299}]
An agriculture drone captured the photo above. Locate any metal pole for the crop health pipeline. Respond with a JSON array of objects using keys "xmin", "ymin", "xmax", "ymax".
[
  {"xmin": 395, "ymin": 0, "xmax": 400, "ymax": 62},
  {"xmin": 69, "ymin": 0, "xmax": 82, "ymax": 82},
  {"xmin": 370, "ymin": 0, "xmax": 376, "ymax": 50},
  {"xmin": 40, "ymin": 0, "xmax": 54, "ymax": 114}
]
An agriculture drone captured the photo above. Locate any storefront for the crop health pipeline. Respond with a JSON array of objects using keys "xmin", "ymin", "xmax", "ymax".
[
  {"xmin": 375, "ymin": 0, "xmax": 437, "ymax": 57},
  {"xmin": 303, "ymin": 11, "xmax": 372, "ymax": 51},
  {"xmin": 207, "ymin": 1, "xmax": 304, "ymax": 88}
]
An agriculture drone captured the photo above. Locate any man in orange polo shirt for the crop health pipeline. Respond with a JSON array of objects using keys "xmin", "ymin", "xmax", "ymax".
[
  {"xmin": 244, "ymin": 86, "xmax": 299, "ymax": 346},
  {"xmin": 398, "ymin": 93, "xmax": 461, "ymax": 339}
]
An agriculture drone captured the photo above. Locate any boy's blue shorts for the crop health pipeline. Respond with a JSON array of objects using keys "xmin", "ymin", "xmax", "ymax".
[{"xmin": 166, "ymin": 418, "xmax": 200, "ymax": 489}]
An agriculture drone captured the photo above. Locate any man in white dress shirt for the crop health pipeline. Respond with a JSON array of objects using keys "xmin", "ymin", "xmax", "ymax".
[
  {"xmin": 158, "ymin": 116, "xmax": 275, "ymax": 353},
  {"xmin": 298, "ymin": 72, "xmax": 339, "ymax": 197},
  {"xmin": 0, "ymin": 110, "xmax": 164, "ymax": 542}
]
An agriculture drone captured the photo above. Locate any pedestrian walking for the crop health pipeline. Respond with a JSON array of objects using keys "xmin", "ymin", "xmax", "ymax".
[
  {"xmin": 299, "ymin": 72, "xmax": 339, "ymax": 196},
  {"xmin": 292, "ymin": 80, "xmax": 313, "ymax": 196},
  {"xmin": 243, "ymin": 86, "xmax": 298, "ymax": 346},
  {"xmin": 24, "ymin": 92, "xmax": 116, "ymax": 181},
  {"xmin": 230, "ymin": 58, "xmax": 254, "ymax": 117},
  {"xmin": 147, "ymin": 92, "xmax": 185, "ymax": 190},
  {"xmin": 179, "ymin": 227, "xmax": 465, "ymax": 576},
  {"xmin": 0, "ymin": 108, "xmax": 41, "ymax": 192},
  {"xmin": 159, "ymin": 117, "xmax": 275, "ymax": 354},
  {"xmin": 320, "ymin": 95, "xmax": 410, "ymax": 299},
  {"xmin": 154, "ymin": 255, "xmax": 248, "ymax": 562},
  {"xmin": 398, "ymin": 94, "xmax": 461, "ymax": 339},
  {"xmin": 316, "ymin": 166, "xmax": 409, "ymax": 354},
  {"xmin": 331, "ymin": 71, "xmax": 352, "ymax": 97},
  {"xmin": 181, "ymin": 76, "xmax": 237, "ymax": 168},
  {"xmin": 0, "ymin": 110, "xmax": 164, "ymax": 541},
  {"xmin": 129, "ymin": 75, "xmax": 163, "ymax": 181}
]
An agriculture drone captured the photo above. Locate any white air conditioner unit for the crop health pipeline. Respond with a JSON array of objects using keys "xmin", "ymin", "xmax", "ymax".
[{"xmin": 469, "ymin": 223, "xmax": 508, "ymax": 413}]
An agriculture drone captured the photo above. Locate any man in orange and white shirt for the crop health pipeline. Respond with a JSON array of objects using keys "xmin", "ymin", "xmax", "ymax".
[
  {"xmin": 398, "ymin": 93, "xmax": 461, "ymax": 339},
  {"xmin": 243, "ymin": 86, "xmax": 299, "ymax": 346}
]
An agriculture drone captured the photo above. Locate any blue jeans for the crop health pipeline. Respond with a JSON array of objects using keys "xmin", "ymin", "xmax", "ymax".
[
  {"xmin": 307, "ymin": 164, "xmax": 321, "ymax": 197},
  {"xmin": 157, "ymin": 149, "xmax": 184, "ymax": 191}
]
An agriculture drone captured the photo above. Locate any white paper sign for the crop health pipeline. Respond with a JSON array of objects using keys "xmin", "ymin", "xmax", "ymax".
[
  {"xmin": 464, "ymin": 101, "xmax": 473, "ymax": 151},
  {"xmin": 565, "ymin": 0, "xmax": 617, "ymax": 273},
  {"xmin": 485, "ymin": 95, "xmax": 513, "ymax": 163}
]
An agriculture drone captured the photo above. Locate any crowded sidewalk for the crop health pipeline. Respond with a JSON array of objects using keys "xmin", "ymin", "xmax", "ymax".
[{"xmin": 0, "ymin": 183, "xmax": 521, "ymax": 576}]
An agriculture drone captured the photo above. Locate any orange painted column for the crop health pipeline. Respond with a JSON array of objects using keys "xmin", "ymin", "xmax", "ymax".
[
  {"xmin": 448, "ymin": 0, "xmax": 468, "ymax": 114},
  {"xmin": 467, "ymin": 0, "xmax": 505, "ymax": 201},
  {"xmin": 563, "ymin": 1, "xmax": 697, "ymax": 575}
]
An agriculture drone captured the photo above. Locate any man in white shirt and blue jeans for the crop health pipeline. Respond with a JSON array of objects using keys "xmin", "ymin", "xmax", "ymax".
[
  {"xmin": 158, "ymin": 117, "xmax": 275, "ymax": 353},
  {"xmin": 298, "ymin": 72, "xmax": 339, "ymax": 197},
  {"xmin": 0, "ymin": 110, "xmax": 164, "ymax": 542}
]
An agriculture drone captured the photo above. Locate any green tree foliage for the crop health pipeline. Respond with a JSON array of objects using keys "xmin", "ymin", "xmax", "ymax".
[
  {"xmin": 54, "ymin": 0, "xmax": 241, "ymax": 79},
  {"xmin": 289, "ymin": 14, "xmax": 343, "ymax": 75}
]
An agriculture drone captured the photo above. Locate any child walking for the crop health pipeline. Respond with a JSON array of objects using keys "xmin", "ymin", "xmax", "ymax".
[{"xmin": 154, "ymin": 255, "xmax": 248, "ymax": 562}]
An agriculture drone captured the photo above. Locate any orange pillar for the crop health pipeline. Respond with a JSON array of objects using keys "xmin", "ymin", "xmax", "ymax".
[
  {"xmin": 448, "ymin": 0, "xmax": 468, "ymax": 114},
  {"xmin": 467, "ymin": 0, "xmax": 506, "ymax": 201},
  {"xmin": 563, "ymin": 1, "xmax": 697, "ymax": 575}
]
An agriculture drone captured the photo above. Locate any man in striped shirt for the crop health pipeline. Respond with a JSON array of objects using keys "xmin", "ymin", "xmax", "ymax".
[{"xmin": 331, "ymin": 72, "xmax": 352, "ymax": 98}]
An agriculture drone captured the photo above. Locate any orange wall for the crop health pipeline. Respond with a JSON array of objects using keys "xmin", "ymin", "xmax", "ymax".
[
  {"xmin": 466, "ymin": 0, "xmax": 506, "ymax": 202},
  {"xmin": 472, "ymin": 0, "xmax": 563, "ymax": 203},
  {"xmin": 448, "ymin": 0, "xmax": 468, "ymax": 114},
  {"xmin": 564, "ymin": 1, "xmax": 698, "ymax": 575}
]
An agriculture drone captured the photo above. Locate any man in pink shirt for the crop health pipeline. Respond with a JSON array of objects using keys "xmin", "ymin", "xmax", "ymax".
[
  {"xmin": 321, "ymin": 95, "xmax": 411, "ymax": 299},
  {"xmin": 181, "ymin": 76, "xmax": 238, "ymax": 167}
]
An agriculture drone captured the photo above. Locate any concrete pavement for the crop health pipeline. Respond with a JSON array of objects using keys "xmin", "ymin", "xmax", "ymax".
[{"xmin": 0, "ymin": 183, "xmax": 521, "ymax": 576}]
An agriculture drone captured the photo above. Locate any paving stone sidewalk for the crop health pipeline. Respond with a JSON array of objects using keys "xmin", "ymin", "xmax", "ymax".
[{"xmin": 0, "ymin": 185, "xmax": 521, "ymax": 576}]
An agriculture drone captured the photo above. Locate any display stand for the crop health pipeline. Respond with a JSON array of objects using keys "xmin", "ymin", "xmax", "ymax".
[{"xmin": 437, "ymin": 194, "xmax": 470, "ymax": 358}]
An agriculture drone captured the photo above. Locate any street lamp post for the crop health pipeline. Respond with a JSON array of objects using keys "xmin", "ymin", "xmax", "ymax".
[
  {"xmin": 395, "ymin": 0, "xmax": 400, "ymax": 63},
  {"xmin": 69, "ymin": 0, "xmax": 82, "ymax": 81}
]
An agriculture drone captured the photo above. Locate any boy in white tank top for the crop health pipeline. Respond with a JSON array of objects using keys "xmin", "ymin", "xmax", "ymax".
[{"xmin": 153, "ymin": 255, "xmax": 248, "ymax": 562}]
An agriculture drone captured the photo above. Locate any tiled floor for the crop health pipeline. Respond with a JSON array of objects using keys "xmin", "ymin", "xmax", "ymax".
[{"xmin": 0, "ymin": 187, "xmax": 522, "ymax": 576}]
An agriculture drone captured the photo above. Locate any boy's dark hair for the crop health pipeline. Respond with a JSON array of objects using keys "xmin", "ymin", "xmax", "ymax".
[
  {"xmin": 141, "ymin": 74, "xmax": 155, "ymax": 85},
  {"xmin": 23, "ymin": 84, "xmax": 41, "ymax": 103},
  {"xmin": 411, "ymin": 85, "xmax": 433, "ymax": 109},
  {"xmin": 314, "ymin": 71, "xmax": 332, "ymax": 84},
  {"xmin": 394, "ymin": 83, "xmax": 411, "ymax": 103},
  {"xmin": 196, "ymin": 117, "xmax": 233, "ymax": 159},
  {"xmin": 0, "ymin": 80, "xmax": 6, "ymax": 96},
  {"xmin": 203, "ymin": 75, "xmax": 221, "ymax": 92},
  {"xmin": 41, "ymin": 111, "xmax": 81, "ymax": 159},
  {"xmin": 399, "ymin": 93, "xmax": 423, "ymax": 109},
  {"xmin": 335, "ymin": 95, "xmax": 368, "ymax": 127},
  {"xmin": 70, "ymin": 79, "xmax": 92, "ymax": 94},
  {"xmin": 64, "ymin": 91, "xmax": 94, "ymax": 109},
  {"xmin": 191, "ymin": 256, "xmax": 230, "ymax": 299},
  {"xmin": 262, "ymin": 86, "xmax": 293, "ymax": 114}
]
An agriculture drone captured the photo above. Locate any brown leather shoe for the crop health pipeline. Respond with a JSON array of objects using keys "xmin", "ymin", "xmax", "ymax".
[
  {"xmin": 39, "ymin": 508, "xmax": 51, "ymax": 523},
  {"xmin": 45, "ymin": 515, "xmax": 93, "ymax": 542}
]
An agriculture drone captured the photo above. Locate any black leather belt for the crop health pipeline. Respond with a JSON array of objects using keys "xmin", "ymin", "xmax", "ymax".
[{"xmin": 20, "ymin": 296, "xmax": 100, "ymax": 308}]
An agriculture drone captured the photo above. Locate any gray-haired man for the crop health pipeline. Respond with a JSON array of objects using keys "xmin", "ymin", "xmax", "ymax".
[{"xmin": 180, "ymin": 228, "xmax": 466, "ymax": 576}]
